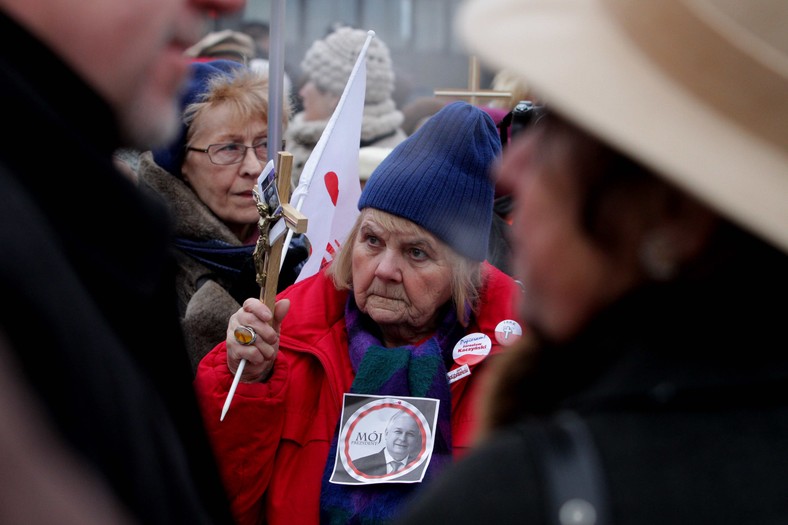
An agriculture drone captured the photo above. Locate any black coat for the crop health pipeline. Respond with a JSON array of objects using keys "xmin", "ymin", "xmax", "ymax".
[
  {"xmin": 353, "ymin": 449, "xmax": 391, "ymax": 477},
  {"xmin": 399, "ymin": 233, "xmax": 788, "ymax": 524},
  {"xmin": 0, "ymin": 12, "xmax": 233, "ymax": 525}
]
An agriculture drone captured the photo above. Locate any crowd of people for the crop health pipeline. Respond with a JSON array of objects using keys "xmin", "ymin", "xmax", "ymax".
[
  {"xmin": 1, "ymin": 0, "xmax": 786, "ymax": 524},
  {"xmin": 195, "ymin": 100, "xmax": 522, "ymax": 524},
  {"xmin": 139, "ymin": 59, "xmax": 300, "ymax": 372}
]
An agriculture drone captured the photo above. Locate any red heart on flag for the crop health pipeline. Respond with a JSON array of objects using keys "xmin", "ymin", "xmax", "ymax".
[{"xmin": 324, "ymin": 171, "xmax": 339, "ymax": 206}]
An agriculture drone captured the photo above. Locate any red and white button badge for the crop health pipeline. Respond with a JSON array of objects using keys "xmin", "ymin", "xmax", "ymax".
[
  {"xmin": 494, "ymin": 320, "xmax": 523, "ymax": 346},
  {"xmin": 452, "ymin": 333, "xmax": 492, "ymax": 367}
]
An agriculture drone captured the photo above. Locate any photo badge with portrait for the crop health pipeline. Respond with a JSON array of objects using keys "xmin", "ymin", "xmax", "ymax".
[
  {"xmin": 257, "ymin": 161, "xmax": 283, "ymax": 217},
  {"xmin": 328, "ymin": 394, "xmax": 439, "ymax": 485}
]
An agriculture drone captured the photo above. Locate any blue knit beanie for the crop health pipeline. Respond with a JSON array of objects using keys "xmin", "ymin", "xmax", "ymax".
[
  {"xmin": 358, "ymin": 101, "xmax": 501, "ymax": 261},
  {"xmin": 152, "ymin": 59, "xmax": 242, "ymax": 177}
]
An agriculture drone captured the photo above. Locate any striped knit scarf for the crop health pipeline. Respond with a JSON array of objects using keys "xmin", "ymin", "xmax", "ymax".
[{"xmin": 319, "ymin": 297, "xmax": 466, "ymax": 524}]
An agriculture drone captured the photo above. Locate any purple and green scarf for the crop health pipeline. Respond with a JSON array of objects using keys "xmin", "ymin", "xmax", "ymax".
[{"xmin": 319, "ymin": 297, "xmax": 467, "ymax": 524}]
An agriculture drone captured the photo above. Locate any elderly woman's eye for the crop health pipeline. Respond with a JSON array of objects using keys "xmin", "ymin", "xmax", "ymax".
[
  {"xmin": 366, "ymin": 235, "xmax": 380, "ymax": 246},
  {"xmin": 219, "ymin": 143, "xmax": 243, "ymax": 153},
  {"xmin": 410, "ymin": 248, "xmax": 427, "ymax": 260}
]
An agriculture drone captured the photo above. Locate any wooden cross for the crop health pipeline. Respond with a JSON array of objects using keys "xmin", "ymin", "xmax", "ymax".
[
  {"xmin": 253, "ymin": 151, "xmax": 308, "ymax": 309},
  {"xmin": 434, "ymin": 56, "xmax": 512, "ymax": 106},
  {"xmin": 221, "ymin": 150, "xmax": 307, "ymax": 421}
]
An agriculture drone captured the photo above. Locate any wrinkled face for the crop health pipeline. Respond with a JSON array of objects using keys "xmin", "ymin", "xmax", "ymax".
[
  {"xmin": 351, "ymin": 211, "xmax": 454, "ymax": 341},
  {"xmin": 298, "ymin": 80, "xmax": 340, "ymax": 121},
  {"xmin": 6, "ymin": 0, "xmax": 244, "ymax": 149},
  {"xmin": 385, "ymin": 413, "xmax": 421, "ymax": 462},
  {"xmin": 496, "ymin": 130, "xmax": 640, "ymax": 343},
  {"xmin": 181, "ymin": 103, "xmax": 267, "ymax": 240}
]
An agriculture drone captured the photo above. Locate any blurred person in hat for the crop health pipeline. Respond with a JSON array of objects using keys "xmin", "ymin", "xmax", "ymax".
[
  {"xmin": 185, "ymin": 28, "xmax": 294, "ymax": 102},
  {"xmin": 138, "ymin": 60, "xmax": 304, "ymax": 373},
  {"xmin": 400, "ymin": 96, "xmax": 447, "ymax": 137},
  {"xmin": 194, "ymin": 101, "xmax": 525, "ymax": 525},
  {"xmin": 186, "ymin": 29, "xmax": 256, "ymax": 64},
  {"xmin": 399, "ymin": 1, "xmax": 788, "ymax": 524},
  {"xmin": 239, "ymin": 19, "xmax": 271, "ymax": 60},
  {"xmin": 0, "ymin": 0, "xmax": 245, "ymax": 522},
  {"xmin": 285, "ymin": 25, "xmax": 408, "ymax": 188},
  {"xmin": 357, "ymin": 145, "xmax": 392, "ymax": 190},
  {"xmin": 240, "ymin": 19, "xmax": 299, "ymax": 114}
]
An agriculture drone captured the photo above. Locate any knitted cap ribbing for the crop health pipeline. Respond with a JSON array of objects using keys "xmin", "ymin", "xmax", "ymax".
[
  {"xmin": 358, "ymin": 101, "xmax": 501, "ymax": 261},
  {"xmin": 301, "ymin": 26, "xmax": 395, "ymax": 104}
]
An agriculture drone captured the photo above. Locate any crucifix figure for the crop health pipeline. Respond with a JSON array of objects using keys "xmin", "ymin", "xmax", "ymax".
[
  {"xmin": 252, "ymin": 192, "xmax": 277, "ymax": 293},
  {"xmin": 252, "ymin": 151, "xmax": 308, "ymax": 309},
  {"xmin": 221, "ymin": 151, "xmax": 307, "ymax": 420}
]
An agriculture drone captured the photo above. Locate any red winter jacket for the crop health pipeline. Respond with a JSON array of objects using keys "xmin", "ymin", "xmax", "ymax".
[{"xmin": 194, "ymin": 263, "xmax": 521, "ymax": 525}]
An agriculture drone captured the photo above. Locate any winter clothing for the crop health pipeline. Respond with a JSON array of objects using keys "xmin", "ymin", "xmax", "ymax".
[
  {"xmin": 400, "ymin": 237, "xmax": 788, "ymax": 524},
  {"xmin": 285, "ymin": 27, "xmax": 406, "ymax": 187},
  {"xmin": 358, "ymin": 146, "xmax": 392, "ymax": 183},
  {"xmin": 401, "ymin": 1, "xmax": 788, "ymax": 523},
  {"xmin": 301, "ymin": 26, "xmax": 396, "ymax": 108},
  {"xmin": 319, "ymin": 296, "xmax": 464, "ymax": 523},
  {"xmin": 457, "ymin": 0, "xmax": 788, "ymax": 254},
  {"xmin": 194, "ymin": 263, "xmax": 521, "ymax": 525},
  {"xmin": 141, "ymin": 60, "xmax": 308, "ymax": 372},
  {"xmin": 0, "ymin": 11, "xmax": 232, "ymax": 525},
  {"xmin": 488, "ymin": 195, "xmax": 514, "ymax": 276},
  {"xmin": 286, "ymin": 112, "xmax": 406, "ymax": 189},
  {"xmin": 138, "ymin": 152, "xmax": 261, "ymax": 371},
  {"xmin": 359, "ymin": 101, "xmax": 500, "ymax": 262},
  {"xmin": 185, "ymin": 29, "xmax": 256, "ymax": 63}
]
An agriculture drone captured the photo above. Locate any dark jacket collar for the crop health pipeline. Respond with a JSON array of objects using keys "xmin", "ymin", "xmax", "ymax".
[
  {"xmin": 518, "ymin": 244, "xmax": 788, "ymax": 417},
  {"xmin": 0, "ymin": 10, "xmax": 121, "ymax": 172},
  {"xmin": 0, "ymin": 10, "xmax": 173, "ymax": 302}
]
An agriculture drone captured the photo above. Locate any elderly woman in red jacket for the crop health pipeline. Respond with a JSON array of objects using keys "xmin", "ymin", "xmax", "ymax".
[{"xmin": 194, "ymin": 101, "xmax": 524, "ymax": 525}]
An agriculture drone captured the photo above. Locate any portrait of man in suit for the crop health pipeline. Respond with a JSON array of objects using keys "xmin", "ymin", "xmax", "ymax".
[{"xmin": 353, "ymin": 409, "xmax": 422, "ymax": 476}]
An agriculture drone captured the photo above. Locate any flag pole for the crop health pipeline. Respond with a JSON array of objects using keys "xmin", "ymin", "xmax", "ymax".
[
  {"xmin": 267, "ymin": 0, "xmax": 286, "ymax": 159},
  {"xmin": 279, "ymin": 30, "xmax": 375, "ymax": 272}
]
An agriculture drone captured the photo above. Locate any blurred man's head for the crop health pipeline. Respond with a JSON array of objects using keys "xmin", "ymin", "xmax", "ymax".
[{"xmin": 2, "ymin": 0, "xmax": 245, "ymax": 150}]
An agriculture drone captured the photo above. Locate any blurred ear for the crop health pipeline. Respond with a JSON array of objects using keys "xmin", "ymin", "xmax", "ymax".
[
  {"xmin": 639, "ymin": 193, "xmax": 718, "ymax": 280},
  {"xmin": 673, "ymin": 195, "xmax": 718, "ymax": 257}
]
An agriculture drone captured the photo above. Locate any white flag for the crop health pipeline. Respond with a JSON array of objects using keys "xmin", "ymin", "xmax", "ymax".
[{"xmin": 288, "ymin": 31, "xmax": 375, "ymax": 283}]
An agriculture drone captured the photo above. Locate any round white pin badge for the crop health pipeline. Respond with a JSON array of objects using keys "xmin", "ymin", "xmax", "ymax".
[
  {"xmin": 494, "ymin": 320, "xmax": 523, "ymax": 346},
  {"xmin": 452, "ymin": 333, "xmax": 492, "ymax": 366}
]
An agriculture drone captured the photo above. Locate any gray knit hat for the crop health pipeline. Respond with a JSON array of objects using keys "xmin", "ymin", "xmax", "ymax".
[
  {"xmin": 300, "ymin": 26, "xmax": 395, "ymax": 104},
  {"xmin": 358, "ymin": 101, "xmax": 501, "ymax": 261}
]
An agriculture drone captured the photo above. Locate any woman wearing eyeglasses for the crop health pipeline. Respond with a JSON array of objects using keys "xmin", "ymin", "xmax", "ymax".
[{"xmin": 137, "ymin": 59, "xmax": 303, "ymax": 373}]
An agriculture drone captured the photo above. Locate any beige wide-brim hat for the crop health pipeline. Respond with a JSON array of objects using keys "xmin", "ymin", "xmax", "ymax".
[{"xmin": 456, "ymin": 0, "xmax": 788, "ymax": 254}]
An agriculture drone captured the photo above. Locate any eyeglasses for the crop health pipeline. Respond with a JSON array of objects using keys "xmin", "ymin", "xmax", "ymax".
[{"xmin": 186, "ymin": 140, "xmax": 268, "ymax": 165}]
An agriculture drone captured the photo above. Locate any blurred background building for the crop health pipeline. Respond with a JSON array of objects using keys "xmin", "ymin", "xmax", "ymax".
[{"xmin": 212, "ymin": 0, "xmax": 489, "ymax": 107}]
